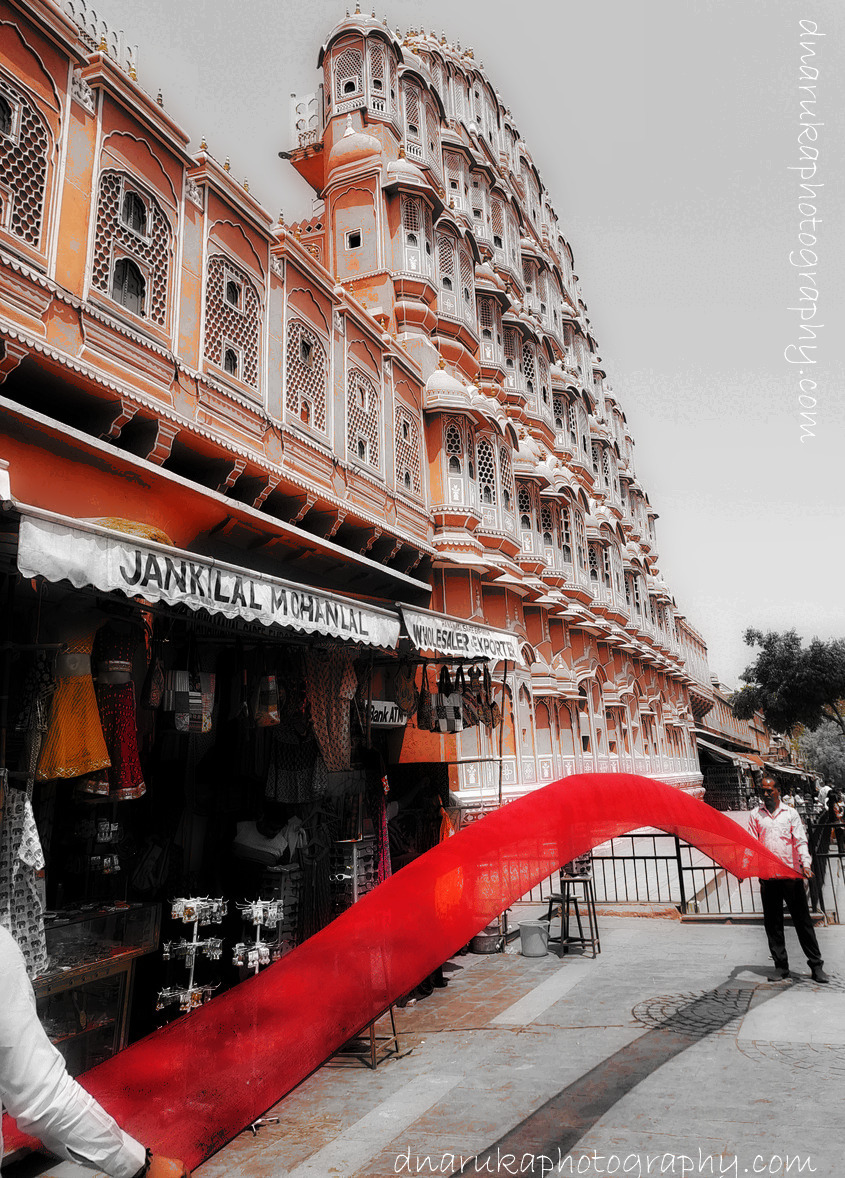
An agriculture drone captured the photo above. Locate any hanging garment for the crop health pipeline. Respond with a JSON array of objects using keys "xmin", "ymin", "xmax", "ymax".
[
  {"xmin": 0, "ymin": 774, "xmax": 48, "ymax": 978},
  {"xmin": 93, "ymin": 625, "xmax": 146, "ymax": 801},
  {"xmin": 14, "ymin": 652, "xmax": 56, "ymax": 791},
  {"xmin": 303, "ymin": 648, "xmax": 357, "ymax": 772},
  {"xmin": 36, "ymin": 615, "xmax": 111, "ymax": 782},
  {"xmin": 264, "ymin": 725, "xmax": 319, "ymax": 805}
]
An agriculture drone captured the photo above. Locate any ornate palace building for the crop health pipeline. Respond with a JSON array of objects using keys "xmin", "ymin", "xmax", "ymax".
[{"xmin": 0, "ymin": 0, "xmax": 723, "ymax": 805}]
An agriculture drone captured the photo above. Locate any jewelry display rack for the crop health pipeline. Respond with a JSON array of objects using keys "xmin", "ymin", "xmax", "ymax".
[
  {"xmin": 155, "ymin": 897, "xmax": 226, "ymax": 1013},
  {"xmin": 233, "ymin": 899, "xmax": 284, "ymax": 974},
  {"xmin": 330, "ymin": 834, "xmax": 376, "ymax": 914}
]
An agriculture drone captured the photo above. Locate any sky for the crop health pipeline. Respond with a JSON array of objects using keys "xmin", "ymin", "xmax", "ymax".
[{"xmin": 88, "ymin": 0, "xmax": 845, "ymax": 687}]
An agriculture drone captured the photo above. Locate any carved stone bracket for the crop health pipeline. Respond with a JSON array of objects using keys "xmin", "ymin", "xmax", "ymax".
[
  {"xmin": 270, "ymin": 255, "xmax": 285, "ymax": 280},
  {"xmin": 99, "ymin": 398, "xmax": 138, "ymax": 442},
  {"xmin": 333, "ymin": 310, "xmax": 345, "ymax": 336},
  {"xmin": 289, "ymin": 493, "xmax": 316, "ymax": 527},
  {"xmin": 144, "ymin": 421, "xmax": 180, "ymax": 466},
  {"xmin": 71, "ymin": 69, "xmax": 95, "ymax": 114},
  {"xmin": 252, "ymin": 473, "xmax": 280, "ymax": 510},
  {"xmin": 386, "ymin": 539, "xmax": 403, "ymax": 563},
  {"xmin": 217, "ymin": 459, "xmax": 246, "ymax": 495},
  {"xmin": 407, "ymin": 551, "xmax": 424, "ymax": 573},
  {"xmin": 360, "ymin": 527, "xmax": 382, "ymax": 557},
  {"xmin": 0, "ymin": 339, "xmax": 27, "ymax": 384},
  {"xmin": 186, "ymin": 178, "xmax": 204, "ymax": 209},
  {"xmin": 322, "ymin": 509, "xmax": 346, "ymax": 540}
]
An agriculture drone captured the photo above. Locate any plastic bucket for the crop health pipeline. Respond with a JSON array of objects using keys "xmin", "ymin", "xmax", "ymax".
[{"xmin": 519, "ymin": 919, "xmax": 550, "ymax": 957}]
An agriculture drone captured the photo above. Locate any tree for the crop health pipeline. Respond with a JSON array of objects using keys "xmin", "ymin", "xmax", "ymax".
[
  {"xmin": 796, "ymin": 721, "xmax": 845, "ymax": 788},
  {"xmin": 730, "ymin": 629, "xmax": 845, "ymax": 737}
]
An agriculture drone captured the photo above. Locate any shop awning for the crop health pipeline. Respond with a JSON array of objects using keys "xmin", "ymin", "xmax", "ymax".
[
  {"xmin": 695, "ymin": 738, "xmax": 752, "ymax": 765},
  {"xmin": 399, "ymin": 604, "xmax": 523, "ymax": 664},
  {"xmin": 15, "ymin": 506, "xmax": 401, "ymax": 650},
  {"xmin": 764, "ymin": 761, "xmax": 809, "ymax": 778}
]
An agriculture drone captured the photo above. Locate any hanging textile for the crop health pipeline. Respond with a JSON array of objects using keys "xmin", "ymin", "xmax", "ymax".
[
  {"xmin": 91, "ymin": 624, "xmax": 146, "ymax": 801},
  {"xmin": 303, "ymin": 648, "xmax": 357, "ymax": 772},
  {"xmin": 0, "ymin": 773, "xmax": 48, "ymax": 978},
  {"xmin": 14, "ymin": 652, "xmax": 55, "ymax": 791},
  {"xmin": 36, "ymin": 613, "xmax": 111, "ymax": 782}
]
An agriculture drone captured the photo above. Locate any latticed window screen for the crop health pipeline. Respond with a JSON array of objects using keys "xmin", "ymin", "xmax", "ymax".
[
  {"xmin": 499, "ymin": 445, "xmax": 515, "ymax": 513},
  {"xmin": 403, "ymin": 81, "xmax": 422, "ymax": 141},
  {"xmin": 560, "ymin": 504, "xmax": 573, "ymax": 562},
  {"xmin": 0, "ymin": 83, "xmax": 49, "ymax": 247},
  {"xmin": 368, "ymin": 40, "xmax": 388, "ymax": 107},
  {"xmin": 347, "ymin": 367, "xmax": 381, "ymax": 470},
  {"xmin": 602, "ymin": 547, "xmax": 614, "ymax": 587},
  {"xmin": 286, "ymin": 318, "xmax": 327, "ymax": 432},
  {"xmin": 424, "ymin": 96, "xmax": 441, "ymax": 178},
  {"xmin": 591, "ymin": 442, "xmax": 602, "ymax": 479},
  {"xmin": 611, "ymin": 545, "xmax": 624, "ymax": 595},
  {"xmin": 507, "ymin": 210, "xmax": 520, "ymax": 269},
  {"xmin": 334, "ymin": 45, "xmax": 364, "ymax": 100},
  {"xmin": 92, "ymin": 172, "xmax": 170, "ymax": 326},
  {"xmin": 459, "ymin": 248, "xmax": 475, "ymax": 325},
  {"xmin": 573, "ymin": 509, "xmax": 588, "ymax": 572},
  {"xmin": 451, "ymin": 74, "xmax": 465, "ymax": 122},
  {"xmin": 204, "ymin": 256, "xmax": 261, "ymax": 388},
  {"xmin": 588, "ymin": 543, "xmax": 600, "ymax": 581},
  {"xmin": 445, "ymin": 418, "xmax": 464, "ymax": 473},
  {"xmin": 504, "ymin": 329, "xmax": 519, "ymax": 371},
  {"xmin": 540, "ymin": 502, "xmax": 556, "ymax": 549},
  {"xmin": 603, "ymin": 450, "xmax": 617, "ymax": 496},
  {"xmin": 470, "ymin": 177, "xmax": 488, "ymax": 235},
  {"xmin": 553, "ymin": 391, "xmax": 566, "ymax": 432},
  {"xmin": 478, "ymin": 297, "xmax": 494, "ymax": 336},
  {"xmin": 395, "ymin": 405, "xmax": 421, "ymax": 495},
  {"xmin": 444, "ymin": 151, "xmax": 465, "ymax": 207},
  {"xmin": 477, "ymin": 436, "xmax": 497, "ymax": 505},
  {"xmin": 522, "ymin": 343, "xmax": 536, "ymax": 393},
  {"xmin": 491, "ymin": 198, "xmax": 505, "ymax": 249},
  {"xmin": 517, "ymin": 482, "xmax": 532, "ymax": 529},
  {"xmin": 537, "ymin": 351, "xmax": 550, "ymax": 409}
]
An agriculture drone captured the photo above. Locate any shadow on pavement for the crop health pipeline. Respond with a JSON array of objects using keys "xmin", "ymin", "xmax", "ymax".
[{"xmin": 453, "ymin": 968, "xmax": 794, "ymax": 1176}]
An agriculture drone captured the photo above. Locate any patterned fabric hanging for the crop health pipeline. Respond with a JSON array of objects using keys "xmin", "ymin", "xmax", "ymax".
[
  {"xmin": 36, "ymin": 613, "xmax": 111, "ymax": 782},
  {"xmin": 303, "ymin": 648, "xmax": 358, "ymax": 772},
  {"xmin": 93, "ymin": 624, "xmax": 146, "ymax": 801},
  {"xmin": 0, "ymin": 773, "xmax": 48, "ymax": 978}
]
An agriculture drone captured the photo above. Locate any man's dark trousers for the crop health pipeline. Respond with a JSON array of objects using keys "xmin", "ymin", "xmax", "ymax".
[{"xmin": 760, "ymin": 879, "xmax": 823, "ymax": 969}]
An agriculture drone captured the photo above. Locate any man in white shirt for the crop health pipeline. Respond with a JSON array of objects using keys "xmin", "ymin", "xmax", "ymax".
[
  {"xmin": 747, "ymin": 776, "xmax": 830, "ymax": 984},
  {"xmin": 0, "ymin": 923, "xmax": 190, "ymax": 1177}
]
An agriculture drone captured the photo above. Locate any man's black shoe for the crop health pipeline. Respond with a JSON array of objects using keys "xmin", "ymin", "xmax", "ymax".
[
  {"xmin": 767, "ymin": 967, "xmax": 790, "ymax": 981},
  {"xmin": 811, "ymin": 966, "xmax": 831, "ymax": 984}
]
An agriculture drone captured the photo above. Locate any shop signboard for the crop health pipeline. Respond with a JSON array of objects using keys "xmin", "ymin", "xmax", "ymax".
[
  {"xmin": 400, "ymin": 605, "xmax": 522, "ymax": 664},
  {"xmin": 367, "ymin": 700, "xmax": 408, "ymax": 728},
  {"xmin": 17, "ymin": 514, "xmax": 401, "ymax": 651}
]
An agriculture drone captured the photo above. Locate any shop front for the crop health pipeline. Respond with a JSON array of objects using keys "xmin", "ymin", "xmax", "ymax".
[{"xmin": 0, "ymin": 500, "xmax": 522, "ymax": 1095}]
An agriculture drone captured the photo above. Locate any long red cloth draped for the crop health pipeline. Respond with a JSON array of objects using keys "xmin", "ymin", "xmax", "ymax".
[{"xmin": 4, "ymin": 774, "xmax": 797, "ymax": 1170}]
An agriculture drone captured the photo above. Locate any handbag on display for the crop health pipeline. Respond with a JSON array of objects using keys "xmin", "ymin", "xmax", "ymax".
[
  {"xmin": 393, "ymin": 660, "xmax": 418, "ymax": 717},
  {"xmin": 416, "ymin": 662, "xmax": 435, "ymax": 731},
  {"xmin": 484, "ymin": 665, "xmax": 501, "ymax": 729},
  {"xmin": 434, "ymin": 665, "xmax": 464, "ymax": 734},
  {"xmin": 456, "ymin": 666, "xmax": 479, "ymax": 728},
  {"xmin": 252, "ymin": 674, "xmax": 281, "ymax": 727},
  {"xmin": 163, "ymin": 669, "xmax": 216, "ymax": 734},
  {"xmin": 140, "ymin": 651, "xmax": 165, "ymax": 710},
  {"xmin": 470, "ymin": 664, "xmax": 491, "ymax": 727}
]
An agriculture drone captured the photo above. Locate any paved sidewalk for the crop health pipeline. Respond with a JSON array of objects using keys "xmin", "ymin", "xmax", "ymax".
[{"xmin": 15, "ymin": 912, "xmax": 844, "ymax": 1178}]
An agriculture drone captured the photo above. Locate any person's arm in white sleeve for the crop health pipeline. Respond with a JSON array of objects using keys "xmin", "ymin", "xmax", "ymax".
[
  {"xmin": 0, "ymin": 924, "xmax": 147, "ymax": 1178},
  {"xmin": 747, "ymin": 810, "xmax": 760, "ymax": 843},
  {"xmin": 791, "ymin": 811, "xmax": 813, "ymax": 876}
]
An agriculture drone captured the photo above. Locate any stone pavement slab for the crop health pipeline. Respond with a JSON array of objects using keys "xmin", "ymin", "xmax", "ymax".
[{"xmin": 11, "ymin": 913, "xmax": 845, "ymax": 1178}]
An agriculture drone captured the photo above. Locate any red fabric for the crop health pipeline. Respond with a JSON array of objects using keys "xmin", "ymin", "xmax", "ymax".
[{"xmin": 4, "ymin": 774, "xmax": 798, "ymax": 1170}]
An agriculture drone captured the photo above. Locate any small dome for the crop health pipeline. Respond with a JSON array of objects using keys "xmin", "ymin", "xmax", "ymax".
[
  {"xmin": 425, "ymin": 363, "xmax": 466, "ymax": 398},
  {"xmin": 385, "ymin": 150, "xmax": 426, "ymax": 186},
  {"xmin": 327, "ymin": 114, "xmax": 382, "ymax": 172}
]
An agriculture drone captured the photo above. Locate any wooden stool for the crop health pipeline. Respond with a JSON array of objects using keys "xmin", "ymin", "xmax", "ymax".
[
  {"xmin": 329, "ymin": 1005, "xmax": 400, "ymax": 1069},
  {"xmin": 546, "ymin": 875, "xmax": 601, "ymax": 957}
]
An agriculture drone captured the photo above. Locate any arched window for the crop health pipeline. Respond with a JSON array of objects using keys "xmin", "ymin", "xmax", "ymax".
[
  {"xmin": 225, "ymin": 279, "xmax": 241, "ymax": 308},
  {"xmin": 401, "ymin": 195, "xmax": 433, "ymax": 277},
  {"xmin": 395, "ymin": 405, "xmax": 421, "ymax": 496},
  {"xmin": 442, "ymin": 416, "xmax": 476, "ymax": 508},
  {"xmin": 0, "ymin": 95, "xmax": 12, "ymax": 138},
  {"xmin": 347, "ymin": 367, "xmax": 381, "ymax": 471},
  {"xmin": 205, "ymin": 255, "xmax": 261, "ymax": 388},
  {"xmin": 334, "ymin": 45, "xmax": 364, "ymax": 101},
  {"xmin": 93, "ymin": 172, "xmax": 171, "ymax": 326},
  {"xmin": 477, "ymin": 436, "xmax": 497, "ymax": 506},
  {"xmin": 111, "ymin": 257, "xmax": 145, "ymax": 315},
  {"xmin": 121, "ymin": 190, "xmax": 147, "ymax": 235},
  {"xmin": 223, "ymin": 347, "xmax": 239, "ymax": 376},
  {"xmin": 0, "ymin": 84, "xmax": 49, "ymax": 248},
  {"xmin": 286, "ymin": 319, "xmax": 327, "ymax": 433}
]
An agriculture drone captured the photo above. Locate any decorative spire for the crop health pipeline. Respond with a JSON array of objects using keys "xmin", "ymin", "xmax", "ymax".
[
  {"xmin": 199, "ymin": 135, "xmax": 207, "ymax": 150},
  {"xmin": 243, "ymin": 178, "xmax": 249, "ymax": 192},
  {"xmin": 438, "ymin": 357, "xmax": 445, "ymax": 369},
  {"xmin": 278, "ymin": 210, "xmax": 285, "ymax": 225},
  {"xmin": 398, "ymin": 143, "xmax": 406, "ymax": 158},
  {"xmin": 354, "ymin": 1, "xmax": 360, "ymax": 12},
  {"xmin": 129, "ymin": 63, "xmax": 137, "ymax": 81},
  {"xmin": 156, "ymin": 89, "xmax": 164, "ymax": 107},
  {"xmin": 224, "ymin": 156, "xmax": 230, "ymax": 171},
  {"xmin": 98, "ymin": 34, "xmax": 107, "ymax": 52}
]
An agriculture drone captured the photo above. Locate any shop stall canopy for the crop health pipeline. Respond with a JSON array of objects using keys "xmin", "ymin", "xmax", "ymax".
[
  {"xmin": 399, "ymin": 604, "xmax": 523, "ymax": 664},
  {"xmin": 14, "ymin": 505, "xmax": 401, "ymax": 651}
]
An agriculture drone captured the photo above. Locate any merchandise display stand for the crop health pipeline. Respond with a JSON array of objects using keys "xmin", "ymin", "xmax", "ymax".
[
  {"xmin": 156, "ymin": 897, "xmax": 226, "ymax": 1013},
  {"xmin": 328, "ymin": 1004, "xmax": 400, "ymax": 1070},
  {"xmin": 233, "ymin": 899, "xmax": 283, "ymax": 973}
]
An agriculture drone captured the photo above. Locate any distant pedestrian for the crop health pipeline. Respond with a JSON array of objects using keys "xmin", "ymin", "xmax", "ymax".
[{"xmin": 748, "ymin": 776, "xmax": 830, "ymax": 984}]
